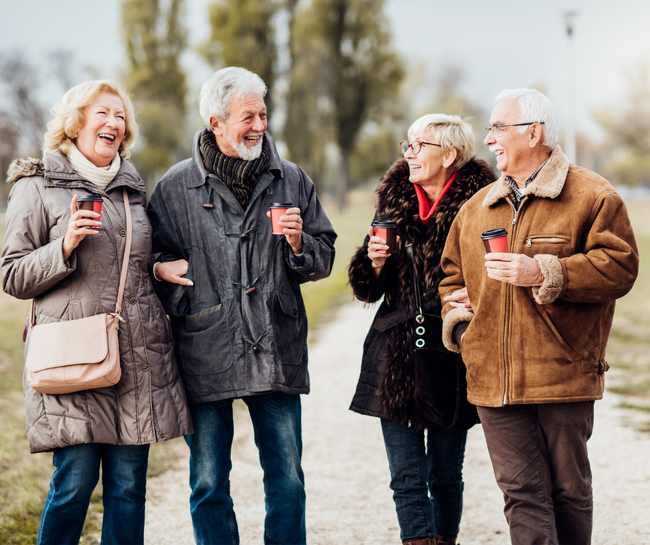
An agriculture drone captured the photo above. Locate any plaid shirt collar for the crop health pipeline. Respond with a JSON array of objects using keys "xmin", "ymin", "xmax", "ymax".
[{"xmin": 504, "ymin": 158, "xmax": 549, "ymax": 208}]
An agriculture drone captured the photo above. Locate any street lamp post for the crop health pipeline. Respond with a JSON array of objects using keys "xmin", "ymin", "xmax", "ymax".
[{"xmin": 564, "ymin": 11, "xmax": 577, "ymax": 164}]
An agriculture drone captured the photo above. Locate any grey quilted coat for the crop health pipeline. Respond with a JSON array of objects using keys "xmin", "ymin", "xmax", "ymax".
[
  {"xmin": 1, "ymin": 152, "xmax": 192, "ymax": 454},
  {"xmin": 148, "ymin": 130, "xmax": 336, "ymax": 403}
]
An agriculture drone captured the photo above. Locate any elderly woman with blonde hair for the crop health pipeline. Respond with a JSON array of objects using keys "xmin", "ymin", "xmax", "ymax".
[
  {"xmin": 348, "ymin": 114, "xmax": 496, "ymax": 545},
  {"xmin": 1, "ymin": 80, "xmax": 191, "ymax": 545}
]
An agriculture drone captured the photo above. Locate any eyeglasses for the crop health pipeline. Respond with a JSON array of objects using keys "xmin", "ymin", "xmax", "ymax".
[
  {"xmin": 485, "ymin": 122, "xmax": 545, "ymax": 137},
  {"xmin": 399, "ymin": 140, "xmax": 442, "ymax": 155}
]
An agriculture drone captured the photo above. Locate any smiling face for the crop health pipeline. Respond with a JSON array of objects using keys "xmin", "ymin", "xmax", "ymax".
[
  {"xmin": 75, "ymin": 93, "xmax": 126, "ymax": 167},
  {"xmin": 211, "ymin": 93, "xmax": 267, "ymax": 161},
  {"xmin": 484, "ymin": 98, "xmax": 532, "ymax": 177},
  {"xmin": 404, "ymin": 131, "xmax": 452, "ymax": 195}
]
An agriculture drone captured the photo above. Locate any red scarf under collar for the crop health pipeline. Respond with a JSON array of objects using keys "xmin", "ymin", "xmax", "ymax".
[{"xmin": 413, "ymin": 172, "xmax": 457, "ymax": 224}]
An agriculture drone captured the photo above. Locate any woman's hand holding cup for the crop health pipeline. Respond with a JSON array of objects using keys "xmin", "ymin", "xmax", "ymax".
[
  {"xmin": 367, "ymin": 226, "xmax": 392, "ymax": 278},
  {"xmin": 62, "ymin": 194, "xmax": 101, "ymax": 261}
]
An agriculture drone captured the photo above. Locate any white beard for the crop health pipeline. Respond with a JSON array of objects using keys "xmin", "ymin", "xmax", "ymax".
[{"xmin": 227, "ymin": 131, "xmax": 264, "ymax": 161}]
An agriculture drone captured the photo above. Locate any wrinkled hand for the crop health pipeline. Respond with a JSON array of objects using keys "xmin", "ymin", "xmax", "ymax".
[
  {"xmin": 62, "ymin": 194, "xmax": 101, "ymax": 261},
  {"xmin": 444, "ymin": 287, "xmax": 473, "ymax": 311},
  {"xmin": 155, "ymin": 260, "xmax": 193, "ymax": 286},
  {"xmin": 268, "ymin": 207, "xmax": 303, "ymax": 255},
  {"xmin": 485, "ymin": 252, "xmax": 544, "ymax": 286},
  {"xmin": 366, "ymin": 226, "xmax": 396, "ymax": 279}
]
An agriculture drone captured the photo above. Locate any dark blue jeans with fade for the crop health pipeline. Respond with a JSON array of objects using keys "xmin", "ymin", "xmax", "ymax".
[
  {"xmin": 381, "ymin": 418, "xmax": 467, "ymax": 542},
  {"xmin": 185, "ymin": 392, "xmax": 306, "ymax": 545},
  {"xmin": 38, "ymin": 443, "xmax": 150, "ymax": 545}
]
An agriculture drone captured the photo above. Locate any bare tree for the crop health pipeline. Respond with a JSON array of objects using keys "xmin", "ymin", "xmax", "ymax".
[{"xmin": 0, "ymin": 52, "xmax": 47, "ymax": 155}]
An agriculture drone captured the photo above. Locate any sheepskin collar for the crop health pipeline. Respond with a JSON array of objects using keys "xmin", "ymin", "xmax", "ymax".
[{"xmin": 483, "ymin": 145, "xmax": 570, "ymax": 207}]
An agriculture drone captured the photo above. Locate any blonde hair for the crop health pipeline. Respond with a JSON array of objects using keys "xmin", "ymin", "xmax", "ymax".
[
  {"xmin": 44, "ymin": 80, "xmax": 138, "ymax": 158},
  {"xmin": 407, "ymin": 113, "xmax": 474, "ymax": 171}
]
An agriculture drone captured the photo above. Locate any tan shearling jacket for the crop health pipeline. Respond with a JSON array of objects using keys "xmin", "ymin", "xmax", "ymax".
[{"xmin": 439, "ymin": 147, "xmax": 639, "ymax": 407}]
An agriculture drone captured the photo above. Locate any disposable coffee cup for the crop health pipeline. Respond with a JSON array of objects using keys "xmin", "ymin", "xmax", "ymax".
[
  {"xmin": 270, "ymin": 202, "xmax": 293, "ymax": 235},
  {"xmin": 77, "ymin": 195, "xmax": 103, "ymax": 230},
  {"xmin": 481, "ymin": 228, "xmax": 508, "ymax": 253},
  {"xmin": 372, "ymin": 220, "xmax": 397, "ymax": 254}
]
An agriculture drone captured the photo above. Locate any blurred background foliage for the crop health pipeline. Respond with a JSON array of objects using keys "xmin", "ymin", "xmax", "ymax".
[{"xmin": 1, "ymin": 0, "xmax": 650, "ymax": 203}]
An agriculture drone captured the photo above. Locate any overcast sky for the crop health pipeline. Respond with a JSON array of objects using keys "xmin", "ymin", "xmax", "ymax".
[{"xmin": 1, "ymin": 0, "xmax": 650, "ymax": 140}]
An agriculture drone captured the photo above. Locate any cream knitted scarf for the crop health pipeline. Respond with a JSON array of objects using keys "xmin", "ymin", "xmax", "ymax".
[{"xmin": 66, "ymin": 144, "xmax": 121, "ymax": 190}]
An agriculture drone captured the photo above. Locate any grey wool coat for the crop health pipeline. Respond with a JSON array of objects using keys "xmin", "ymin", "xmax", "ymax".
[
  {"xmin": 147, "ymin": 129, "xmax": 337, "ymax": 403},
  {"xmin": 1, "ymin": 152, "xmax": 192, "ymax": 454}
]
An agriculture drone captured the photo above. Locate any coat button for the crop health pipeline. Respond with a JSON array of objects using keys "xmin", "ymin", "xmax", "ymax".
[
  {"xmin": 203, "ymin": 204, "xmax": 214, "ymax": 209},
  {"xmin": 308, "ymin": 272, "xmax": 315, "ymax": 276},
  {"xmin": 130, "ymin": 297, "xmax": 137, "ymax": 304},
  {"xmin": 252, "ymin": 345, "xmax": 259, "ymax": 353},
  {"xmin": 246, "ymin": 287, "xmax": 256, "ymax": 295},
  {"xmin": 293, "ymin": 309, "xmax": 298, "ymax": 316},
  {"xmin": 142, "ymin": 364, "xmax": 150, "ymax": 372},
  {"xmin": 47, "ymin": 180, "xmax": 53, "ymax": 185},
  {"xmin": 120, "ymin": 229, "xmax": 126, "ymax": 237},
  {"xmin": 241, "ymin": 233, "xmax": 249, "ymax": 240}
]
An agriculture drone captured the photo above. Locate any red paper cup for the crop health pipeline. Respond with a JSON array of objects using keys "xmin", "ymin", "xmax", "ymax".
[
  {"xmin": 270, "ymin": 203, "xmax": 293, "ymax": 235},
  {"xmin": 77, "ymin": 195, "xmax": 103, "ymax": 230},
  {"xmin": 481, "ymin": 228, "xmax": 508, "ymax": 253},
  {"xmin": 372, "ymin": 220, "xmax": 397, "ymax": 254}
]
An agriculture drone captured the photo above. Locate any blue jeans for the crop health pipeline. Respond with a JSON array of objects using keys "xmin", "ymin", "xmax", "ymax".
[
  {"xmin": 38, "ymin": 442, "xmax": 150, "ymax": 545},
  {"xmin": 185, "ymin": 392, "xmax": 306, "ymax": 545},
  {"xmin": 381, "ymin": 419, "xmax": 467, "ymax": 542}
]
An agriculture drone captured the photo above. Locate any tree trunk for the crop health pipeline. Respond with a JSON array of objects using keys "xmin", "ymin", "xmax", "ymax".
[{"xmin": 337, "ymin": 148, "xmax": 350, "ymax": 212}]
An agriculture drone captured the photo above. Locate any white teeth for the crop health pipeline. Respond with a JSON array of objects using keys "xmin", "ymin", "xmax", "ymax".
[{"xmin": 99, "ymin": 133, "xmax": 115, "ymax": 141}]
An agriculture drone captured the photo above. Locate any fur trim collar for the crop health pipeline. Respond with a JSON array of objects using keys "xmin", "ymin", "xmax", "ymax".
[
  {"xmin": 348, "ymin": 156, "xmax": 496, "ymax": 430},
  {"xmin": 6, "ymin": 157, "xmax": 43, "ymax": 184},
  {"xmin": 483, "ymin": 146, "xmax": 570, "ymax": 207}
]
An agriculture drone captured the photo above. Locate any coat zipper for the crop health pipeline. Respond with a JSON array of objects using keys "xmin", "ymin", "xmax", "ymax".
[{"xmin": 502, "ymin": 195, "xmax": 528, "ymax": 405}]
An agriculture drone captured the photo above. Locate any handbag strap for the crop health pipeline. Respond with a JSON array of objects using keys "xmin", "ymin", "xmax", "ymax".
[
  {"xmin": 30, "ymin": 187, "xmax": 133, "ymax": 326},
  {"xmin": 115, "ymin": 187, "xmax": 132, "ymax": 316},
  {"xmin": 406, "ymin": 244, "xmax": 424, "ymax": 323}
]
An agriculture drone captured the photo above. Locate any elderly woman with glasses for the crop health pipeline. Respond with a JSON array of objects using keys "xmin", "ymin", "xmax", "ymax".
[{"xmin": 348, "ymin": 114, "xmax": 496, "ymax": 545}]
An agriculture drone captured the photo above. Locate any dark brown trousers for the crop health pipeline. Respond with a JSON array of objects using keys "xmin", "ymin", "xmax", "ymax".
[{"xmin": 477, "ymin": 402, "xmax": 594, "ymax": 545}]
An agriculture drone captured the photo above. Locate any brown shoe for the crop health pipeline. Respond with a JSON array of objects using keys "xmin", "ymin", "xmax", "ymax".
[
  {"xmin": 434, "ymin": 535, "xmax": 457, "ymax": 545},
  {"xmin": 402, "ymin": 539, "xmax": 434, "ymax": 545}
]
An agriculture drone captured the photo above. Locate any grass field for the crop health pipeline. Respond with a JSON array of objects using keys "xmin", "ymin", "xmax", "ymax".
[
  {"xmin": 0, "ymin": 193, "xmax": 647, "ymax": 543},
  {"xmin": 603, "ymin": 200, "xmax": 650, "ymax": 428},
  {"xmin": 0, "ymin": 190, "xmax": 377, "ymax": 544}
]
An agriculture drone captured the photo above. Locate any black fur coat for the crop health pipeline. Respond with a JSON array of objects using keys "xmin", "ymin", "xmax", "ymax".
[{"xmin": 348, "ymin": 157, "xmax": 496, "ymax": 430}]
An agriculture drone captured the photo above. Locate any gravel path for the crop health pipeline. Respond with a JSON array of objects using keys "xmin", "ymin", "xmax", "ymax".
[{"xmin": 144, "ymin": 301, "xmax": 650, "ymax": 544}]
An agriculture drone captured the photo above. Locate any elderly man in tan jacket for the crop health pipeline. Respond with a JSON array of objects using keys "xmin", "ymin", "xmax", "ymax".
[{"xmin": 439, "ymin": 89, "xmax": 638, "ymax": 545}]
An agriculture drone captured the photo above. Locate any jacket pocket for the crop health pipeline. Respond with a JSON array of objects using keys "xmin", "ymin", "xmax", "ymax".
[
  {"xmin": 185, "ymin": 250, "xmax": 223, "ymax": 315},
  {"xmin": 537, "ymin": 305, "xmax": 577, "ymax": 358},
  {"xmin": 271, "ymin": 291, "xmax": 306, "ymax": 365},
  {"xmin": 175, "ymin": 303, "xmax": 234, "ymax": 375},
  {"xmin": 525, "ymin": 235, "xmax": 572, "ymax": 256}
]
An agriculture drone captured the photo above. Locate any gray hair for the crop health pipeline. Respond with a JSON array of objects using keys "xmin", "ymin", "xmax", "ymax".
[
  {"xmin": 199, "ymin": 67, "xmax": 267, "ymax": 126},
  {"xmin": 408, "ymin": 113, "xmax": 475, "ymax": 171},
  {"xmin": 494, "ymin": 88, "xmax": 559, "ymax": 150}
]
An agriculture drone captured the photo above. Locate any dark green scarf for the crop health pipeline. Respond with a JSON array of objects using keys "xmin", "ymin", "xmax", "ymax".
[{"xmin": 199, "ymin": 128, "xmax": 270, "ymax": 209}]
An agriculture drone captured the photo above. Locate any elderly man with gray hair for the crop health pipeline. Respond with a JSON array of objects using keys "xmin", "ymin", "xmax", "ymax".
[
  {"xmin": 439, "ymin": 89, "xmax": 638, "ymax": 544},
  {"xmin": 147, "ymin": 66, "xmax": 336, "ymax": 545}
]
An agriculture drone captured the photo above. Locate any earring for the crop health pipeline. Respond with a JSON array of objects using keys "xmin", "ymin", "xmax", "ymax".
[{"xmin": 442, "ymin": 163, "xmax": 447, "ymax": 168}]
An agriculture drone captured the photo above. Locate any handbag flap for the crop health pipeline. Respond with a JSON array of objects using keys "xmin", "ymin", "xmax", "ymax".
[{"xmin": 26, "ymin": 314, "xmax": 111, "ymax": 372}]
